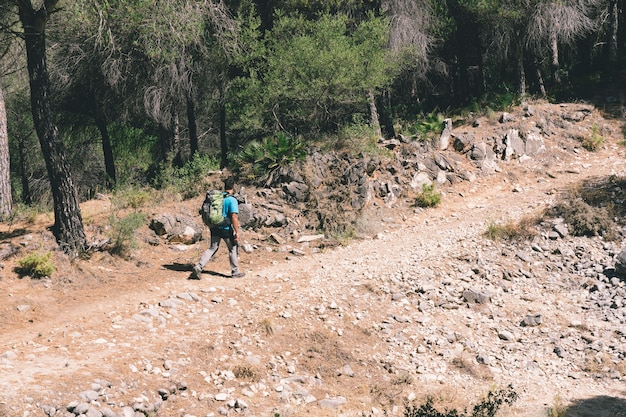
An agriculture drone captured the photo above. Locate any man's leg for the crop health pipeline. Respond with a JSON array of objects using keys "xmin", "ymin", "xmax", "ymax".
[
  {"xmin": 191, "ymin": 231, "xmax": 221, "ymax": 279},
  {"xmin": 224, "ymin": 236, "xmax": 244, "ymax": 277}
]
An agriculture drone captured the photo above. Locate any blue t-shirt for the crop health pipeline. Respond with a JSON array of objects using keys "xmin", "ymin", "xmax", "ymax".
[{"xmin": 219, "ymin": 194, "xmax": 238, "ymax": 230}]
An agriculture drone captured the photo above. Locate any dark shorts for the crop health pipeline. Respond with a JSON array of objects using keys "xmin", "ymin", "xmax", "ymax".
[{"xmin": 210, "ymin": 227, "xmax": 233, "ymax": 239}]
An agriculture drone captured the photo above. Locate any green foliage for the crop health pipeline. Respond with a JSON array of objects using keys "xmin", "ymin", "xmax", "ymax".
[
  {"xmin": 334, "ymin": 116, "xmax": 388, "ymax": 156},
  {"xmin": 107, "ymin": 212, "xmax": 147, "ymax": 257},
  {"xmin": 415, "ymin": 183, "xmax": 441, "ymax": 208},
  {"xmin": 0, "ymin": 203, "xmax": 41, "ymax": 227},
  {"xmin": 152, "ymin": 154, "xmax": 220, "ymax": 198},
  {"xmin": 402, "ymin": 384, "xmax": 518, "ymax": 417},
  {"xmin": 399, "ymin": 110, "xmax": 445, "ymax": 141},
  {"xmin": 235, "ymin": 133, "xmax": 307, "ymax": 181},
  {"xmin": 581, "ymin": 123, "xmax": 604, "ymax": 151},
  {"xmin": 262, "ymin": 12, "xmax": 393, "ymax": 134},
  {"xmin": 110, "ymin": 124, "xmax": 159, "ymax": 187},
  {"xmin": 16, "ymin": 251, "xmax": 55, "ymax": 279},
  {"xmin": 111, "ymin": 187, "xmax": 152, "ymax": 210},
  {"xmin": 466, "ymin": 88, "xmax": 520, "ymax": 115}
]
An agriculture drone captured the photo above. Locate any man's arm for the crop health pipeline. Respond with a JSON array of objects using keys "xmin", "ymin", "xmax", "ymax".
[{"xmin": 231, "ymin": 212, "xmax": 240, "ymax": 242}]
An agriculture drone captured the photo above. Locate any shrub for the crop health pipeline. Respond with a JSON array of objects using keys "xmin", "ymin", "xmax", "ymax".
[
  {"xmin": 397, "ymin": 110, "xmax": 445, "ymax": 142},
  {"xmin": 543, "ymin": 176, "xmax": 626, "ymax": 241},
  {"xmin": 415, "ymin": 183, "xmax": 441, "ymax": 208},
  {"xmin": 108, "ymin": 212, "xmax": 146, "ymax": 257},
  {"xmin": 335, "ymin": 117, "xmax": 388, "ymax": 157},
  {"xmin": 236, "ymin": 132, "xmax": 307, "ymax": 181},
  {"xmin": 111, "ymin": 187, "xmax": 152, "ymax": 210},
  {"xmin": 581, "ymin": 123, "xmax": 604, "ymax": 151},
  {"xmin": 550, "ymin": 199, "xmax": 617, "ymax": 240},
  {"xmin": 16, "ymin": 251, "xmax": 55, "ymax": 279},
  {"xmin": 152, "ymin": 154, "xmax": 220, "ymax": 198},
  {"xmin": 402, "ymin": 384, "xmax": 518, "ymax": 417}
]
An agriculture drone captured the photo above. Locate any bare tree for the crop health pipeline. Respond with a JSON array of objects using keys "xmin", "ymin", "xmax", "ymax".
[
  {"xmin": 0, "ymin": 84, "xmax": 10, "ymax": 217},
  {"xmin": 528, "ymin": 0, "xmax": 597, "ymax": 84},
  {"xmin": 380, "ymin": 0, "xmax": 434, "ymax": 133},
  {"xmin": 0, "ymin": 2, "xmax": 24, "ymax": 217},
  {"xmin": 17, "ymin": 0, "xmax": 86, "ymax": 256},
  {"xmin": 137, "ymin": 0, "xmax": 238, "ymax": 166},
  {"xmin": 384, "ymin": 0, "xmax": 433, "ymax": 60}
]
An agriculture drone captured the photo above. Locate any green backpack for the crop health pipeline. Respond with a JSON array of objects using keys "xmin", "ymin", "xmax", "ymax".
[{"xmin": 200, "ymin": 190, "xmax": 228, "ymax": 227}]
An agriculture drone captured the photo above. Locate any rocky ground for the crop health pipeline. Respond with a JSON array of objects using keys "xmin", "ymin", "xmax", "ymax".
[{"xmin": 1, "ymin": 100, "xmax": 626, "ymax": 417}]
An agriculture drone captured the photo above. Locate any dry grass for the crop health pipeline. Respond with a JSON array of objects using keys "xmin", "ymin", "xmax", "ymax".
[
  {"xmin": 582, "ymin": 352, "xmax": 613, "ymax": 374},
  {"xmin": 362, "ymin": 282, "xmax": 383, "ymax": 295},
  {"xmin": 451, "ymin": 354, "xmax": 493, "ymax": 380},
  {"xmin": 369, "ymin": 381, "xmax": 404, "ymax": 409},
  {"xmin": 301, "ymin": 330, "xmax": 353, "ymax": 378},
  {"xmin": 258, "ymin": 317, "xmax": 274, "ymax": 336},
  {"xmin": 483, "ymin": 215, "xmax": 539, "ymax": 241},
  {"xmin": 393, "ymin": 372, "xmax": 414, "ymax": 385},
  {"xmin": 232, "ymin": 364, "xmax": 261, "ymax": 381},
  {"xmin": 546, "ymin": 395, "xmax": 568, "ymax": 417}
]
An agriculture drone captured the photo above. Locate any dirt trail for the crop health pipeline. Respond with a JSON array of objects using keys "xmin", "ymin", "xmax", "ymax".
[{"xmin": 1, "ymin": 114, "xmax": 626, "ymax": 417}]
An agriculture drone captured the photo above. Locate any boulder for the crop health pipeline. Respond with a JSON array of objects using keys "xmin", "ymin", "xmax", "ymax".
[
  {"xmin": 524, "ymin": 132, "xmax": 546, "ymax": 155},
  {"xmin": 438, "ymin": 118, "xmax": 453, "ymax": 150},
  {"xmin": 615, "ymin": 248, "xmax": 626, "ymax": 277},
  {"xmin": 238, "ymin": 203, "xmax": 256, "ymax": 228},
  {"xmin": 150, "ymin": 214, "xmax": 202, "ymax": 244},
  {"xmin": 502, "ymin": 129, "xmax": 525, "ymax": 161},
  {"xmin": 453, "ymin": 134, "xmax": 473, "ymax": 153}
]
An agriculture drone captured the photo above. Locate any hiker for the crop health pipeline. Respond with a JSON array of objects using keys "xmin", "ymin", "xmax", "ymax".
[{"xmin": 190, "ymin": 177, "xmax": 245, "ymax": 279}]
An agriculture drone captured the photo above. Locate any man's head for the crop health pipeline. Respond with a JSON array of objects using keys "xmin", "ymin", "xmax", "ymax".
[{"xmin": 223, "ymin": 176, "xmax": 235, "ymax": 191}]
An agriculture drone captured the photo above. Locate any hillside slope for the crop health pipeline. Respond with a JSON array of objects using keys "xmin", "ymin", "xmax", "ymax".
[{"xmin": 1, "ymin": 101, "xmax": 625, "ymax": 417}]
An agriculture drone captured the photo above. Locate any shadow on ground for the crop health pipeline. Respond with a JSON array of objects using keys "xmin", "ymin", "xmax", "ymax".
[
  {"xmin": 162, "ymin": 263, "xmax": 231, "ymax": 279},
  {"xmin": 566, "ymin": 395, "xmax": 626, "ymax": 417},
  {"xmin": 163, "ymin": 262, "xmax": 191, "ymax": 272},
  {"xmin": 0, "ymin": 228, "xmax": 31, "ymax": 240}
]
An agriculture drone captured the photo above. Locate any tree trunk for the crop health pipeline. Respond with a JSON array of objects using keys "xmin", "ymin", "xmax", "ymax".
[
  {"xmin": 171, "ymin": 110, "xmax": 182, "ymax": 168},
  {"xmin": 159, "ymin": 124, "xmax": 171, "ymax": 163},
  {"xmin": 0, "ymin": 85, "xmax": 11, "ymax": 217},
  {"xmin": 377, "ymin": 91, "xmax": 395, "ymax": 139},
  {"xmin": 19, "ymin": 1, "xmax": 86, "ymax": 256},
  {"xmin": 219, "ymin": 87, "xmax": 227, "ymax": 169},
  {"xmin": 550, "ymin": 29, "xmax": 561, "ymax": 84},
  {"xmin": 17, "ymin": 135, "xmax": 31, "ymax": 205},
  {"xmin": 187, "ymin": 93, "xmax": 199, "ymax": 158},
  {"xmin": 535, "ymin": 58, "xmax": 547, "ymax": 97},
  {"xmin": 368, "ymin": 89, "xmax": 382, "ymax": 139},
  {"xmin": 516, "ymin": 41, "xmax": 526, "ymax": 96},
  {"xmin": 94, "ymin": 103, "xmax": 116, "ymax": 189},
  {"xmin": 609, "ymin": 0, "xmax": 619, "ymax": 63}
]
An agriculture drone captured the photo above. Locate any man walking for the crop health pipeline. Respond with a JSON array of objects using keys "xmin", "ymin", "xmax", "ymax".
[{"xmin": 190, "ymin": 177, "xmax": 245, "ymax": 279}]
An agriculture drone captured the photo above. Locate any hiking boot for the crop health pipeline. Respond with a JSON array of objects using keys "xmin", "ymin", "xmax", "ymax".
[
  {"xmin": 189, "ymin": 264, "xmax": 202, "ymax": 280},
  {"xmin": 231, "ymin": 271, "xmax": 245, "ymax": 278}
]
